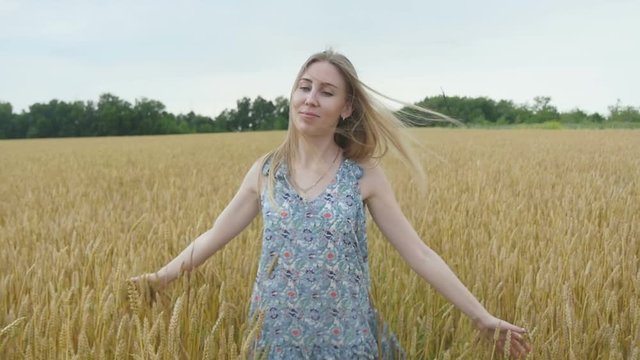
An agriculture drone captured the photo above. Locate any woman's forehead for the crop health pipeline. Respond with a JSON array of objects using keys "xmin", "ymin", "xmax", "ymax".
[{"xmin": 300, "ymin": 61, "xmax": 346, "ymax": 88}]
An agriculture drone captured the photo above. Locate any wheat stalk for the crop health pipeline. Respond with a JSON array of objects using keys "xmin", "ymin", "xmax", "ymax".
[{"xmin": 168, "ymin": 295, "xmax": 185, "ymax": 359}]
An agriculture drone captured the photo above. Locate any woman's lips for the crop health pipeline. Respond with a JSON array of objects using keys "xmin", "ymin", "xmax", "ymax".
[{"xmin": 299, "ymin": 111, "xmax": 319, "ymax": 118}]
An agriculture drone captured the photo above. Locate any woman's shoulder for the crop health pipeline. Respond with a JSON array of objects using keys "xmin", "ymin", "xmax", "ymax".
[
  {"xmin": 354, "ymin": 158, "xmax": 384, "ymax": 177},
  {"xmin": 257, "ymin": 153, "xmax": 272, "ymax": 176},
  {"xmin": 241, "ymin": 154, "xmax": 272, "ymax": 185},
  {"xmin": 352, "ymin": 158, "xmax": 387, "ymax": 200},
  {"xmin": 257, "ymin": 152, "xmax": 286, "ymax": 178}
]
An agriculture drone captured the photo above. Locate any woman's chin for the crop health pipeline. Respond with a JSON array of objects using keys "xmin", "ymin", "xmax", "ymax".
[{"xmin": 294, "ymin": 120, "xmax": 336, "ymax": 137}]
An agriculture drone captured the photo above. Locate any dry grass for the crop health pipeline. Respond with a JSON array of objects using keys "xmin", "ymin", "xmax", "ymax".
[{"xmin": 0, "ymin": 129, "xmax": 638, "ymax": 359}]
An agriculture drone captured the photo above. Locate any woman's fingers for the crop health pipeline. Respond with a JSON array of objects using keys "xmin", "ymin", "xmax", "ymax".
[
  {"xmin": 489, "ymin": 327, "xmax": 531, "ymax": 359},
  {"xmin": 129, "ymin": 273, "xmax": 149, "ymax": 283},
  {"xmin": 473, "ymin": 317, "xmax": 533, "ymax": 358},
  {"xmin": 128, "ymin": 273, "xmax": 165, "ymax": 305},
  {"xmin": 494, "ymin": 338, "xmax": 526, "ymax": 359},
  {"xmin": 509, "ymin": 339, "xmax": 528, "ymax": 358},
  {"xmin": 130, "ymin": 273, "xmax": 161, "ymax": 285},
  {"xmin": 501, "ymin": 321, "xmax": 527, "ymax": 334}
]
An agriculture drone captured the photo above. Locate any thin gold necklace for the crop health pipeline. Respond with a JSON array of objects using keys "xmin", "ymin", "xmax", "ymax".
[{"xmin": 292, "ymin": 149, "xmax": 341, "ymax": 194}]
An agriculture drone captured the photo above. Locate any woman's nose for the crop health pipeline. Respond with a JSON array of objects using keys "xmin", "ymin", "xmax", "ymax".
[{"xmin": 304, "ymin": 90, "xmax": 318, "ymax": 106}]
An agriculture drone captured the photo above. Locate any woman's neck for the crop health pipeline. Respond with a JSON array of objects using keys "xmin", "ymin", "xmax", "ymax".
[{"xmin": 295, "ymin": 137, "xmax": 341, "ymax": 169}]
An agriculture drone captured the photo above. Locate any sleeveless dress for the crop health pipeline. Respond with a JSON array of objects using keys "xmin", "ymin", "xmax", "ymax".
[{"xmin": 248, "ymin": 157, "xmax": 405, "ymax": 359}]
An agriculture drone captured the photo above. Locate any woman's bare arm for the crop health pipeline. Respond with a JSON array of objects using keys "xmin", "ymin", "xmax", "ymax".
[
  {"xmin": 360, "ymin": 162, "xmax": 531, "ymax": 358},
  {"xmin": 132, "ymin": 159, "xmax": 263, "ymax": 286}
]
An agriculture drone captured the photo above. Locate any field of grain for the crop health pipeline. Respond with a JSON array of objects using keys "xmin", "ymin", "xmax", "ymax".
[{"xmin": 0, "ymin": 129, "xmax": 638, "ymax": 359}]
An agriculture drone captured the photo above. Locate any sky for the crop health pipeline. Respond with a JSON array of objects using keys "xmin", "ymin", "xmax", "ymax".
[{"xmin": 1, "ymin": 0, "xmax": 639, "ymax": 118}]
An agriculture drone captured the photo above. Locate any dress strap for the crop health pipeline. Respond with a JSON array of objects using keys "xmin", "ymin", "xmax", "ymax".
[
  {"xmin": 260, "ymin": 154, "xmax": 287, "ymax": 181},
  {"xmin": 261, "ymin": 156, "xmax": 271, "ymax": 176},
  {"xmin": 343, "ymin": 158, "xmax": 364, "ymax": 181}
]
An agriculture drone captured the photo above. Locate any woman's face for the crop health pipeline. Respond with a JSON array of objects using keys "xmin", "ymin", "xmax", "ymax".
[{"xmin": 291, "ymin": 61, "xmax": 352, "ymax": 137}]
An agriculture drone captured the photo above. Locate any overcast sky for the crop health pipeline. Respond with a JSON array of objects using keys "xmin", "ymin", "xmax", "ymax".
[{"xmin": 1, "ymin": 0, "xmax": 638, "ymax": 117}]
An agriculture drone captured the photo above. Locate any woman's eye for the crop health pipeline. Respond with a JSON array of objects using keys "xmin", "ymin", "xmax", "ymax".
[
  {"xmin": 321, "ymin": 91, "xmax": 334, "ymax": 96},
  {"xmin": 300, "ymin": 86, "xmax": 311, "ymax": 91}
]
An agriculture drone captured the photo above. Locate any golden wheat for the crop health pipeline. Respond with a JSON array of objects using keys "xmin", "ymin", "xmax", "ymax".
[{"xmin": 1, "ymin": 130, "xmax": 638, "ymax": 358}]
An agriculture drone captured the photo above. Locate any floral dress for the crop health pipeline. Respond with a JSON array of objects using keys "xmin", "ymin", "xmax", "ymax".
[{"xmin": 248, "ymin": 157, "xmax": 405, "ymax": 359}]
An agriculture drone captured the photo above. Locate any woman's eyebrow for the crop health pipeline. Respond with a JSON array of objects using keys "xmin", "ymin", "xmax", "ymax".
[{"xmin": 300, "ymin": 77, "xmax": 338, "ymax": 89}]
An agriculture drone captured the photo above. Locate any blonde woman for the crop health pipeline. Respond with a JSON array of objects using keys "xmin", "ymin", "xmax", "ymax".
[{"xmin": 132, "ymin": 50, "xmax": 532, "ymax": 359}]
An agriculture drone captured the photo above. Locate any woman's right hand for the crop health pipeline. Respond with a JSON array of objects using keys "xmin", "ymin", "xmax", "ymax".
[
  {"xmin": 128, "ymin": 272, "xmax": 168, "ymax": 303},
  {"xmin": 475, "ymin": 315, "xmax": 532, "ymax": 358},
  {"xmin": 129, "ymin": 272, "xmax": 165, "ymax": 287}
]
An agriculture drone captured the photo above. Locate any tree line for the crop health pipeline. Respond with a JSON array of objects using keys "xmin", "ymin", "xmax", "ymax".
[
  {"xmin": 403, "ymin": 95, "xmax": 640, "ymax": 126},
  {"xmin": 0, "ymin": 93, "xmax": 638, "ymax": 139}
]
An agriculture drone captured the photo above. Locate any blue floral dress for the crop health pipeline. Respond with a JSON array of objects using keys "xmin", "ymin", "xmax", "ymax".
[{"xmin": 248, "ymin": 157, "xmax": 405, "ymax": 359}]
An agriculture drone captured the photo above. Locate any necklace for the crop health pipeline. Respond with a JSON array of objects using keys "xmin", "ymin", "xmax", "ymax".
[{"xmin": 291, "ymin": 149, "xmax": 341, "ymax": 194}]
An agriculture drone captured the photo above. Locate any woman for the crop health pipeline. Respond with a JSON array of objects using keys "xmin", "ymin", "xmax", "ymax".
[{"xmin": 132, "ymin": 50, "xmax": 532, "ymax": 359}]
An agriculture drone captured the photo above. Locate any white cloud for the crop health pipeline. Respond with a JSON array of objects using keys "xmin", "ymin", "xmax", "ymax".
[{"xmin": 1, "ymin": 0, "xmax": 639, "ymax": 116}]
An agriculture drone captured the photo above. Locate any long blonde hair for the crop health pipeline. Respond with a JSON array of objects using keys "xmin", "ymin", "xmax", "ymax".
[{"xmin": 262, "ymin": 49, "xmax": 453, "ymax": 202}]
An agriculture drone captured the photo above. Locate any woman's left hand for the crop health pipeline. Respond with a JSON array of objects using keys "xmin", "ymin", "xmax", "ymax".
[{"xmin": 475, "ymin": 315, "xmax": 532, "ymax": 358}]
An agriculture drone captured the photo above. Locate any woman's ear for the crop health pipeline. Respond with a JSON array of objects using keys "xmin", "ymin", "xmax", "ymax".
[{"xmin": 341, "ymin": 101, "xmax": 353, "ymax": 120}]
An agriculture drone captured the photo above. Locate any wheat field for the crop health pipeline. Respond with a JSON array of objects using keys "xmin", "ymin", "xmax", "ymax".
[{"xmin": 0, "ymin": 129, "xmax": 638, "ymax": 359}]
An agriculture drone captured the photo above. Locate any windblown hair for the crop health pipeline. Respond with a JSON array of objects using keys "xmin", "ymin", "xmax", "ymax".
[{"xmin": 262, "ymin": 49, "xmax": 454, "ymax": 202}]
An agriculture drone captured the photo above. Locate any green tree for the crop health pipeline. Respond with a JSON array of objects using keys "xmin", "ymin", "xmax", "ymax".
[
  {"xmin": 588, "ymin": 112, "xmax": 605, "ymax": 123},
  {"xmin": 235, "ymin": 97, "xmax": 252, "ymax": 131},
  {"xmin": 251, "ymin": 96, "xmax": 276, "ymax": 130},
  {"xmin": 529, "ymin": 96, "xmax": 559, "ymax": 123},
  {"xmin": 177, "ymin": 112, "xmax": 216, "ymax": 133},
  {"xmin": 96, "ymin": 93, "xmax": 133, "ymax": 136},
  {"xmin": 608, "ymin": 100, "xmax": 640, "ymax": 122},
  {"xmin": 79, "ymin": 101, "xmax": 98, "ymax": 136},
  {"xmin": 25, "ymin": 100, "xmax": 79, "ymax": 138},
  {"xmin": 132, "ymin": 98, "xmax": 168, "ymax": 134},
  {"xmin": 273, "ymin": 96, "xmax": 289, "ymax": 130},
  {"xmin": 560, "ymin": 109, "xmax": 589, "ymax": 123},
  {"xmin": 495, "ymin": 99, "xmax": 520, "ymax": 124},
  {"xmin": 59, "ymin": 101, "xmax": 87, "ymax": 137},
  {"xmin": 0, "ymin": 102, "xmax": 13, "ymax": 139},
  {"xmin": 214, "ymin": 109, "xmax": 238, "ymax": 132}
]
